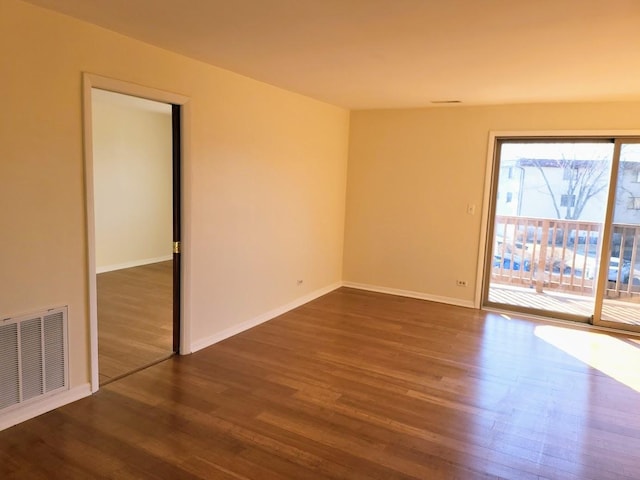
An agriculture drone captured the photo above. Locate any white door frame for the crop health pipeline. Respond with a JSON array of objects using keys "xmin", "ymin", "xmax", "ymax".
[{"xmin": 82, "ymin": 73, "xmax": 191, "ymax": 393}]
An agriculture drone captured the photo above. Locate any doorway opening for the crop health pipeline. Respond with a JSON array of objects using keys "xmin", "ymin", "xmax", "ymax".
[
  {"xmin": 83, "ymin": 74, "xmax": 188, "ymax": 391},
  {"xmin": 91, "ymin": 89, "xmax": 178, "ymax": 385},
  {"xmin": 483, "ymin": 137, "xmax": 640, "ymax": 333}
]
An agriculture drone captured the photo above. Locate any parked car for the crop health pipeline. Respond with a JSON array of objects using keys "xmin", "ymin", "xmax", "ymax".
[
  {"xmin": 494, "ymin": 254, "xmax": 531, "ymax": 271},
  {"xmin": 607, "ymin": 257, "xmax": 640, "ymax": 284},
  {"xmin": 493, "ymin": 237, "xmax": 531, "ymax": 272},
  {"xmin": 550, "ymin": 260, "xmax": 572, "ymax": 275}
]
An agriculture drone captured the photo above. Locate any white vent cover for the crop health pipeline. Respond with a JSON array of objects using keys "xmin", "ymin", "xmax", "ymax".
[{"xmin": 0, "ymin": 307, "xmax": 68, "ymax": 412}]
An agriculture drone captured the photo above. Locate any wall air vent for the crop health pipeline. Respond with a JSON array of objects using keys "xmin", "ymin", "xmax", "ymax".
[{"xmin": 0, "ymin": 307, "xmax": 69, "ymax": 412}]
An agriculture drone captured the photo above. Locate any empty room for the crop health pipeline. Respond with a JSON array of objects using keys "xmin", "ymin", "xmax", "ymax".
[{"xmin": 1, "ymin": 0, "xmax": 640, "ymax": 478}]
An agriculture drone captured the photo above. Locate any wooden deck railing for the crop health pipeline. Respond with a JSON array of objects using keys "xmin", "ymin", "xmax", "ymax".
[{"xmin": 491, "ymin": 216, "xmax": 640, "ymax": 297}]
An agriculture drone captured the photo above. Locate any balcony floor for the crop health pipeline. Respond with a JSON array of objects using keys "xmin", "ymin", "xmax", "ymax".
[{"xmin": 488, "ymin": 283, "xmax": 640, "ymax": 327}]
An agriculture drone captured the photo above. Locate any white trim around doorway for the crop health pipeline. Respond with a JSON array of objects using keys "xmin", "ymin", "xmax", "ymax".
[{"xmin": 82, "ymin": 73, "xmax": 192, "ymax": 393}]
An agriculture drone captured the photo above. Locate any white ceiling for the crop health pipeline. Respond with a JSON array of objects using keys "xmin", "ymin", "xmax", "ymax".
[{"xmin": 25, "ymin": 0, "xmax": 640, "ymax": 109}]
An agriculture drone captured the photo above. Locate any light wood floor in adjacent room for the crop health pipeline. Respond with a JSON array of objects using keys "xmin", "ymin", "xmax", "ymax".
[
  {"xmin": 97, "ymin": 260, "xmax": 173, "ymax": 384},
  {"xmin": 2, "ymin": 287, "xmax": 640, "ymax": 479}
]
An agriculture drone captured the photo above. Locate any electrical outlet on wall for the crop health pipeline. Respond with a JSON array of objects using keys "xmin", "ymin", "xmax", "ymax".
[{"xmin": 456, "ymin": 279, "xmax": 468, "ymax": 287}]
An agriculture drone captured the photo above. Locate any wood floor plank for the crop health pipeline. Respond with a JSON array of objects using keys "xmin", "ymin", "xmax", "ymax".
[
  {"xmin": 2, "ymin": 287, "xmax": 640, "ymax": 479},
  {"xmin": 97, "ymin": 261, "xmax": 173, "ymax": 383}
]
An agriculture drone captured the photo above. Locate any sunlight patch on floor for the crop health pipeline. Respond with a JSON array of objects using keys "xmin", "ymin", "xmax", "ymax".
[{"xmin": 535, "ymin": 325, "xmax": 640, "ymax": 393}]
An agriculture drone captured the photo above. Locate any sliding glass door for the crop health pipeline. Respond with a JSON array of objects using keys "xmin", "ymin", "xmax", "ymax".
[
  {"xmin": 484, "ymin": 139, "xmax": 616, "ymax": 323},
  {"xmin": 597, "ymin": 141, "xmax": 640, "ymax": 331}
]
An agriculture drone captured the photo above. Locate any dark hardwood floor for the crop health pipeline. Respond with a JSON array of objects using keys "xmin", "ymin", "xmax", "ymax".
[
  {"xmin": 2, "ymin": 287, "xmax": 640, "ymax": 479},
  {"xmin": 97, "ymin": 261, "xmax": 173, "ymax": 384}
]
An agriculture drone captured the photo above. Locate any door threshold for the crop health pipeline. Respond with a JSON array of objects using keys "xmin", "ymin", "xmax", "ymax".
[
  {"xmin": 482, "ymin": 305, "xmax": 640, "ymax": 339},
  {"xmin": 99, "ymin": 353, "xmax": 175, "ymax": 387}
]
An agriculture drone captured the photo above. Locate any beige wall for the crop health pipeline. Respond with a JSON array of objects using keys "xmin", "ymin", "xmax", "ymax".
[
  {"xmin": 92, "ymin": 90, "xmax": 173, "ymax": 271},
  {"xmin": 1, "ymin": 0, "xmax": 349, "ymax": 388},
  {"xmin": 344, "ymin": 103, "xmax": 640, "ymax": 306}
]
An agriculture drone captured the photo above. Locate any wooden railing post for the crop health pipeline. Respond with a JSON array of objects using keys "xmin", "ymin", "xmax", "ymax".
[{"xmin": 536, "ymin": 220, "xmax": 550, "ymax": 293}]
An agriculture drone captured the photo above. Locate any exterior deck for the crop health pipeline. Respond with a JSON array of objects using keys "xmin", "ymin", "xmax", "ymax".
[
  {"xmin": 488, "ymin": 284, "xmax": 640, "ymax": 326},
  {"xmin": 489, "ymin": 215, "xmax": 640, "ymax": 327}
]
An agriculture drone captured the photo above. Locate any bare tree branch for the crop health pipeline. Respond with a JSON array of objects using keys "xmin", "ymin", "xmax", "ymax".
[{"xmin": 529, "ymin": 158, "xmax": 609, "ymax": 220}]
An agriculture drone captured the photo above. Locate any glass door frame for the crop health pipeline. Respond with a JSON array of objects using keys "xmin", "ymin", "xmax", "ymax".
[
  {"xmin": 593, "ymin": 138, "xmax": 640, "ymax": 333},
  {"xmin": 482, "ymin": 136, "xmax": 616, "ymax": 324},
  {"xmin": 482, "ymin": 134, "xmax": 640, "ymax": 333}
]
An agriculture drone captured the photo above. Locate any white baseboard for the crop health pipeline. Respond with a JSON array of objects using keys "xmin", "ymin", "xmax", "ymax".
[
  {"xmin": 342, "ymin": 281, "xmax": 476, "ymax": 309},
  {"xmin": 0, "ymin": 383, "xmax": 92, "ymax": 431},
  {"xmin": 96, "ymin": 255, "xmax": 173, "ymax": 274},
  {"xmin": 191, "ymin": 282, "xmax": 342, "ymax": 353}
]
